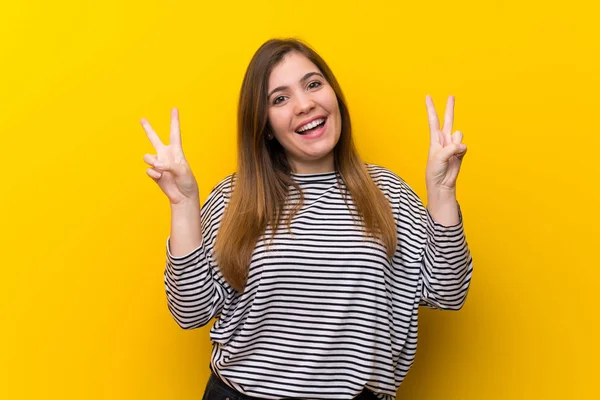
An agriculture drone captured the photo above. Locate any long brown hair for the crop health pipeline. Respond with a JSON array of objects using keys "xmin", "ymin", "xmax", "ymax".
[{"xmin": 214, "ymin": 38, "xmax": 397, "ymax": 292}]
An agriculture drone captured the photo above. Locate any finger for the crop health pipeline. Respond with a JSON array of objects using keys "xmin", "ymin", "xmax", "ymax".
[
  {"xmin": 143, "ymin": 153, "xmax": 169, "ymax": 171},
  {"xmin": 170, "ymin": 108, "xmax": 182, "ymax": 148},
  {"xmin": 451, "ymin": 130, "xmax": 463, "ymax": 145},
  {"xmin": 442, "ymin": 96, "xmax": 455, "ymax": 138},
  {"xmin": 437, "ymin": 143, "xmax": 467, "ymax": 163},
  {"xmin": 141, "ymin": 118, "xmax": 164, "ymax": 150},
  {"xmin": 425, "ymin": 95, "xmax": 440, "ymax": 143},
  {"xmin": 143, "ymin": 153, "xmax": 158, "ymax": 167},
  {"xmin": 146, "ymin": 167, "xmax": 162, "ymax": 180}
]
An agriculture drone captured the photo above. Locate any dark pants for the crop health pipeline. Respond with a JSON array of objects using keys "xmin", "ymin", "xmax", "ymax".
[{"xmin": 202, "ymin": 373, "xmax": 381, "ymax": 400}]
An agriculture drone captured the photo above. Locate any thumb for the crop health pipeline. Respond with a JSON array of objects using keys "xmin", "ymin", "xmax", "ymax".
[
  {"xmin": 437, "ymin": 143, "xmax": 467, "ymax": 162},
  {"xmin": 153, "ymin": 159, "xmax": 180, "ymax": 175}
]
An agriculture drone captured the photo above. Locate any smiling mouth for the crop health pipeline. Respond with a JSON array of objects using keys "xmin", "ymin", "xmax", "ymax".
[{"xmin": 295, "ymin": 117, "xmax": 327, "ymax": 135}]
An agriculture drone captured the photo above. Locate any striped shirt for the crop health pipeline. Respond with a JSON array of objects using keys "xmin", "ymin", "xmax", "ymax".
[{"xmin": 164, "ymin": 164, "xmax": 473, "ymax": 400}]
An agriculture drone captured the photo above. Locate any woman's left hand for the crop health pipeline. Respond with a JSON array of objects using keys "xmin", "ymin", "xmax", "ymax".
[{"xmin": 424, "ymin": 95, "xmax": 467, "ymax": 193}]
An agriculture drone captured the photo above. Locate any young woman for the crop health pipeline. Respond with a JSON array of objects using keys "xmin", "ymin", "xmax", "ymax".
[{"xmin": 141, "ymin": 38, "xmax": 473, "ymax": 400}]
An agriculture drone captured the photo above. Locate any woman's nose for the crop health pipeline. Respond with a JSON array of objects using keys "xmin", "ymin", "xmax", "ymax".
[{"xmin": 294, "ymin": 93, "xmax": 315, "ymax": 114}]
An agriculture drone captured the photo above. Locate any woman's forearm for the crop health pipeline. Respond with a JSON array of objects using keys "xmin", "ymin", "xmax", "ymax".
[
  {"xmin": 426, "ymin": 188, "xmax": 460, "ymax": 226},
  {"xmin": 168, "ymin": 196, "xmax": 202, "ymax": 257}
]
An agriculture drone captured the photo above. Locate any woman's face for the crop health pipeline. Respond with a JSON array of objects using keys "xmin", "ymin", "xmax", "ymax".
[{"xmin": 267, "ymin": 51, "xmax": 342, "ymax": 174}]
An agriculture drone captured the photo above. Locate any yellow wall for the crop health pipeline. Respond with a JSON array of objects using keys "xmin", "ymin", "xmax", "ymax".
[{"xmin": 1, "ymin": 0, "xmax": 598, "ymax": 398}]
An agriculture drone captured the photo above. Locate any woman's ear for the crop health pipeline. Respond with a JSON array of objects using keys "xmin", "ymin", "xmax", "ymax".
[{"xmin": 265, "ymin": 126, "xmax": 274, "ymax": 140}]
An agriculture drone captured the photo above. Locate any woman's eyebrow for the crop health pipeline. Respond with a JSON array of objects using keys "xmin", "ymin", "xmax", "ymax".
[{"xmin": 268, "ymin": 72, "xmax": 325, "ymax": 98}]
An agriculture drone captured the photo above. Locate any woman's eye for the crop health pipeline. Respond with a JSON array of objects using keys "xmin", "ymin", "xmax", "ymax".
[
  {"xmin": 308, "ymin": 81, "xmax": 322, "ymax": 89},
  {"xmin": 273, "ymin": 96, "xmax": 286, "ymax": 105}
]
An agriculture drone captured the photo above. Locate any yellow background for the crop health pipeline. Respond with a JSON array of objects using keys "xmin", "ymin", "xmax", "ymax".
[{"xmin": 1, "ymin": 0, "xmax": 598, "ymax": 398}]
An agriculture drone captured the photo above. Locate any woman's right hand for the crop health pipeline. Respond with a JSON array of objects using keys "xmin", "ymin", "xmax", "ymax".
[{"xmin": 141, "ymin": 108, "xmax": 199, "ymax": 205}]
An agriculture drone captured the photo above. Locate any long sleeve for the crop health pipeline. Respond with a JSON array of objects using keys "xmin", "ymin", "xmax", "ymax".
[
  {"xmin": 419, "ymin": 204, "xmax": 473, "ymax": 310},
  {"xmin": 396, "ymin": 181, "xmax": 473, "ymax": 311},
  {"xmin": 163, "ymin": 182, "xmax": 231, "ymax": 329}
]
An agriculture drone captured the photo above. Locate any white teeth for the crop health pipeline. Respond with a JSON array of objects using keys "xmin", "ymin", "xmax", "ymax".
[{"xmin": 297, "ymin": 118, "xmax": 325, "ymax": 132}]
